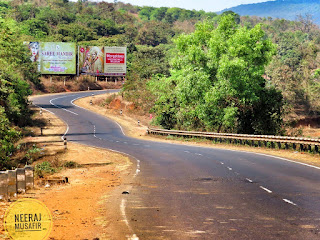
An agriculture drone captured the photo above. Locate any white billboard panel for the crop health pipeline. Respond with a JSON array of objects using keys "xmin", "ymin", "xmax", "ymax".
[{"xmin": 40, "ymin": 42, "xmax": 76, "ymax": 74}]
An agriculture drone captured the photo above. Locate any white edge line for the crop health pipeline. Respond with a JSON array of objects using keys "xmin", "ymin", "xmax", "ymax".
[
  {"xmin": 50, "ymin": 95, "xmax": 79, "ymax": 116},
  {"xmin": 32, "ymin": 104, "xmax": 69, "ymax": 140},
  {"xmin": 260, "ymin": 186, "xmax": 273, "ymax": 193},
  {"xmin": 246, "ymin": 178, "xmax": 253, "ymax": 183}
]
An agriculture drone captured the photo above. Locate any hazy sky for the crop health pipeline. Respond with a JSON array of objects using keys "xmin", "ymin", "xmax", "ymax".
[{"xmin": 103, "ymin": 0, "xmax": 274, "ymax": 12}]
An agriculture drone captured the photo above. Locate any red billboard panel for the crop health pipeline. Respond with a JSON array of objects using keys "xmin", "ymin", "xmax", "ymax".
[{"xmin": 106, "ymin": 53, "xmax": 125, "ymax": 64}]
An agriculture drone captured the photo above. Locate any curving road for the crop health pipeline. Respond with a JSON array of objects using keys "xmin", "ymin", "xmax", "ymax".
[{"xmin": 32, "ymin": 90, "xmax": 320, "ymax": 240}]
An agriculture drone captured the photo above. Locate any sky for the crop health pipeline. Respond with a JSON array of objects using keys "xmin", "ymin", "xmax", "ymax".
[{"xmin": 100, "ymin": 0, "xmax": 274, "ymax": 12}]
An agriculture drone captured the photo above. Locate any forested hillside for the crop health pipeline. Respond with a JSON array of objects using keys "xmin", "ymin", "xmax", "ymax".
[
  {"xmin": 222, "ymin": 0, "xmax": 320, "ymax": 25},
  {"xmin": 1, "ymin": 0, "xmax": 320, "ymax": 169}
]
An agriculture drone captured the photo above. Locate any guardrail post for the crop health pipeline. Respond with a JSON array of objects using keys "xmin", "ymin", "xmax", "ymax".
[
  {"xmin": 293, "ymin": 143, "xmax": 296, "ymax": 150},
  {"xmin": 258, "ymin": 141, "xmax": 261, "ymax": 147},
  {"xmin": 285, "ymin": 143, "xmax": 289, "ymax": 150},
  {"xmin": 64, "ymin": 137, "xmax": 67, "ymax": 150},
  {"xmin": 7, "ymin": 170, "xmax": 17, "ymax": 198},
  {"xmin": 308, "ymin": 145, "xmax": 312, "ymax": 152},
  {"xmin": 277, "ymin": 142, "xmax": 281, "ymax": 149},
  {"xmin": 16, "ymin": 168, "xmax": 26, "ymax": 194},
  {"xmin": 299, "ymin": 144, "xmax": 304, "ymax": 152},
  {"xmin": 271, "ymin": 142, "xmax": 275, "ymax": 149},
  {"xmin": 0, "ymin": 171, "xmax": 8, "ymax": 200},
  {"xmin": 315, "ymin": 145, "xmax": 319, "ymax": 153},
  {"xmin": 25, "ymin": 166, "xmax": 34, "ymax": 190}
]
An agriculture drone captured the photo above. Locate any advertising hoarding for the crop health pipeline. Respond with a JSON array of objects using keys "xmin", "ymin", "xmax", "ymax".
[
  {"xmin": 79, "ymin": 46, "xmax": 105, "ymax": 76},
  {"xmin": 28, "ymin": 42, "xmax": 41, "ymax": 72},
  {"xmin": 104, "ymin": 47, "xmax": 127, "ymax": 76},
  {"xmin": 40, "ymin": 42, "xmax": 76, "ymax": 74}
]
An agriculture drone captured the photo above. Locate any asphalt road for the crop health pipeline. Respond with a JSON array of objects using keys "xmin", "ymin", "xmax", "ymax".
[{"xmin": 32, "ymin": 90, "xmax": 320, "ymax": 240}]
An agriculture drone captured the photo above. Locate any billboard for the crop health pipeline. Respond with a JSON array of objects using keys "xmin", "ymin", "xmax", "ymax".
[
  {"xmin": 28, "ymin": 42, "xmax": 41, "ymax": 72},
  {"xmin": 40, "ymin": 42, "xmax": 76, "ymax": 74},
  {"xmin": 104, "ymin": 47, "xmax": 127, "ymax": 76},
  {"xmin": 79, "ymin": 46, "xmax": 105, "ymax": 76}
]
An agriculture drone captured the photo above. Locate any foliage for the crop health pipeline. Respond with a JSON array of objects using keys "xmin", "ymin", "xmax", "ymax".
[
  {"xmin": 0, "ymin": 107, "xmax": 20, "ymax": 170},
  {"xmin": 149, "ymin": 15, "xmax": 283, "ymax": 134},
  {"xmin": 34, "ymin": 161, "xmax": 56, "ymax": 178},
  {"xmin": 123, "ymin": 44, "xmax": 171, "ymax": 113},
  {"xmin": 0, "ymin": 17, "xmax": 39, "ymax": 169}
]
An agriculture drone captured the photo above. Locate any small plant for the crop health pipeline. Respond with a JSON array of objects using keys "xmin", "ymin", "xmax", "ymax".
[
  {"xmin": 26, "ymin": 145, "xmax": 42, "ymax": 164},
  {"xmin": 35, "ymin": 161, "xmax": 56, "ymax": 178},
  {"xmin": 63, "ymin": 161, "xmax": 80, "ymax": 168},
  {"xmin": 104, "ymin": 94, "xmax": 116, "ymax": 105}
]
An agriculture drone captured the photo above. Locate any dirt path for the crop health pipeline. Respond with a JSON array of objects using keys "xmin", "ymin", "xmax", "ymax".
[{"xmin": 1, "ymin": 100, "xmax": 133, "ymax": 240}]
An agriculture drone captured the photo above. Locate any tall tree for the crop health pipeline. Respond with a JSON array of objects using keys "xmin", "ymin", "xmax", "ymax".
[{"xmin": 149, "ymin": 15, "xmax": 283, "ymax": 134}]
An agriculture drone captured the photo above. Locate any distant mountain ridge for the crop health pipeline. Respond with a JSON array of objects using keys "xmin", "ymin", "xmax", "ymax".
[{"xmin": 221, "ymin": 0, "xmax": 320, "ymax": 25}]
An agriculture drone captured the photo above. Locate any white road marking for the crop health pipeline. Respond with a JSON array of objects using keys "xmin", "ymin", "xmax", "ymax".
[
  {"xmin": 260, "ymin": 186, "xmax": 273, "ymax": 193},
  {"xmin": 283, "ymin": 199, "xmax": 298, "ymax": 206},
  {"xmin": 227, "ymin": 167, "xmax": 233, "ymax": 171},
  {"xmin": 50, "ymin": 96, "xmax": 79, "ymax": 115},
  {"xmin": 133, "ymin": 143, "xmax": 140, "ymax": 146},
  {"xmin": 120, "ymin": 199, "xmax": 140, "ymax": 240},
  {"xmin": 246, "ymin": 178, "xmax": 253, "ymax": 183},
  {"xmin": 184, "ymin": 151, "xmax": 190, "ymax": 153},
  {"xmin": 195, "ymin": 153, "xmax": 203, "ymax": 156},
  {"xmin": 220, "ymin": 162, "xmax": 224, "ymax": 165}
]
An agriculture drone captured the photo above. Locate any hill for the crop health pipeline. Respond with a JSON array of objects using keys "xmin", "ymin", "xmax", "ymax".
[{"xmin": 222, "ymin": 0, "xmax": 320, "ymax": 25}]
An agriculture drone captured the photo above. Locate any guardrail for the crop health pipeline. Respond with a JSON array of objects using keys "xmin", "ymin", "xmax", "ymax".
[
  {"xmin": 147, "ymin": 128, "xmax": 320, "ymax": 153},
  {"xmin": 0, "ymin": 166, "xmax": 34, "ymax": 201}
]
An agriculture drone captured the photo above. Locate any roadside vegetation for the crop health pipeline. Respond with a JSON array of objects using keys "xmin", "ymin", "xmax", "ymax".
[{"xmin": 0, "ymin": 0, "xmax": 320, "ymax": 170}]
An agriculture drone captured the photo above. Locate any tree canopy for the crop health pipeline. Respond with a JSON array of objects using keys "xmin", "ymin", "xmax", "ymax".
[{"xmin": 149, "ymin": 15, "xmax": 284, "ymax": 134}]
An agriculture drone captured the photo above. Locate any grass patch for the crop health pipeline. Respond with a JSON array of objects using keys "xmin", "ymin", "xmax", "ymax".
[
  {"xmin": 63, "ymin": 161, "xmax": 81, "ymax": 168},
  {"xmin": 35, "ymin": 161, "xmax": 57, "ymax": 178}
]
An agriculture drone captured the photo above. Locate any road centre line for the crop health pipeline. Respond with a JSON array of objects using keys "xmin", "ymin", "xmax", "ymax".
[
  {"xmin": 283, "ymin": 199, "xmax": 298, "ymax": 206},
  {"xmin": 246, "ymin": 178, "xmax": 253, "ymax": 183},
  {"xmin": 260, "ymin": 186, "xmax": 273, "ymax": 194},
  {"xmin": 227, "ymin": 167, "xmax": 233, "ymax": 171}
]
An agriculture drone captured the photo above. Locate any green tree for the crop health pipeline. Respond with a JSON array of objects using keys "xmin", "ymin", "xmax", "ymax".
[
  {"xmin": 136, "ymin": 21, "xmax": 174, "ymax": 47},
  {"xmin": 149, "ymin": 15, "xmax": 283, "ymax": 134},
  {"xmin": 123, "ymin": 45, "xmax": 171, "ymax": 113}
]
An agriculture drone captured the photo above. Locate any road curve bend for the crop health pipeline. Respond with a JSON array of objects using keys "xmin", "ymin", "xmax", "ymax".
[{"xmin": 32, "ymin": 90, "xmax": 320, "ymax": 240}]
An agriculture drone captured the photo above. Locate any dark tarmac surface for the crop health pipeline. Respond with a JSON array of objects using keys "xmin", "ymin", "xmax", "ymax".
[{"xmin": 33, "ymin": 90, "xmax": 320, "ymax": 240}]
